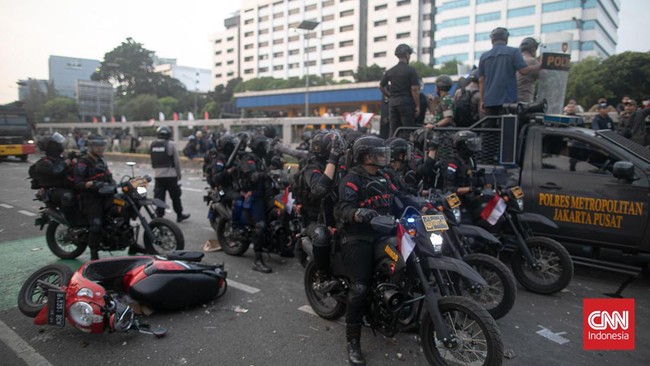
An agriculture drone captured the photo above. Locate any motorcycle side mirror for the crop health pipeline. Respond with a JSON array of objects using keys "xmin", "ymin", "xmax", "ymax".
[
  {"xmin": 153, "ymin": 327, "xmax": 168, "ymax": 338},
  {"xmin": 126, "ymin": 162, "xmax": 136, "ymax": 177},
  {"xmin": 370, "ymin": 215, "xmax": 396, "ymax": 235}
]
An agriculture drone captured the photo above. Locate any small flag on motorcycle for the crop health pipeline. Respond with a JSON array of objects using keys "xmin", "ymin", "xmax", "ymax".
[
  {"xmin": 480, "ymin": 196, "xmax": 507, "ymax": 226},
  {"xmin": 397, "ymin": 223, "xmax": 416, "ymax": 261}
]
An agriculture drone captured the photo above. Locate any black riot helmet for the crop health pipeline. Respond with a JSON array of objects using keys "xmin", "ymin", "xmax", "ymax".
[
  {"xmin": 352, "ymin": 135, "xmax": 390, "ymax": 167},
  {"xmin": 217, "ymin": 133, "xmax": 237, "ymax": 156},
  {"xmin": 157, "ymin": 125, "xmax": 171, "ymax": 139},
  {"xmin": 435, "ymin": 75, "xmax": 453, "ymax": 92},
  {"xmin": 469, "ymin": 68, "xmax": 479, "ymax": 83},
  {"xmin": 490, "ymin": 27, "xmax": 509, "ymax": 43},
  {"xmin": 262, "ymin": 125, "xmax": 277, "ymax": 139},
  {"xmin": 452, "ymin": 130, "xmax": 482, "ymax": 156},
  {"xmin": 45, "ymin": 132, "xmax": 65, "ymax": 157},
  {"xmin": 87, "ymin": 134, "xmax": 107, "ymax": 156},
  {"xmin": 387, "ymin": 137, "xmax": 412, "ymax": 162},
  {"xmin": 394, "ymin": 44, "xmax": 413, "ymax": 58},
  {"xmin": 250, "ymin": 135, "xmax": 269, "ymax": 158},
  {"xmin": 519, "ymin": 37, "xmax": 539, "ymax": 55},
  {"xmin": 310, "ymin": 131, "xmax": 336, "ymax": 160}
]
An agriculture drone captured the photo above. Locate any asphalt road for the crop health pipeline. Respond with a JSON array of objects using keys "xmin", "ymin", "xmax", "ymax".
[{"xmin": 0, "ymin": 155, "xmax": 648, "ymax": 366}]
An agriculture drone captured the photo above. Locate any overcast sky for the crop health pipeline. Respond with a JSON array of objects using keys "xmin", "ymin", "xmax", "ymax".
[{"xmin": 0, "ymin": 0, "xmax": 648, "ymax": 104}]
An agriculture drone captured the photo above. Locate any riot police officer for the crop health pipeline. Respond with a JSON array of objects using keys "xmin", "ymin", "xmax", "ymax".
[
  {"xmin": 384, "ymin": 137, "xmax": 419, "ymax": 195},
  {"xmin": 74, "ymin": 134, "xmax": 115, "ymax": 260},
  {"xmin": 150, "ymin": 126, "xmax": 190, "ymax": 223},
  {"xmin": 298, "ymin": 131, "xmax": 344, "ymax": 292},
  {"xmin": 31, "ymin": 132, "xmax": 75, "ymax": 217},
  {"xmin": 443, "ymin": 130, "xmax": 484, "ymax": 198}
]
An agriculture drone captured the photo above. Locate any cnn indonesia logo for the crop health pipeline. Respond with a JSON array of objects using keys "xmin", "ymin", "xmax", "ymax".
[{"xmin": 583, "ymin": 298, "xmax": 635, "ymax": 350}]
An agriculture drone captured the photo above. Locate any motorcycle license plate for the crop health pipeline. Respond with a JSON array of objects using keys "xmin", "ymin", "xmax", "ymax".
[
  {"xmin": 445, "ymin": 194, "xmax": 461, "ymax": 209},
  {"xmin": 113, "ymin": 198, "xmax": 125, "ymax": 206},
  {"xmin": 47, "ymin": 290, "xmax": 66, "ymax": 327},
  {"xmin": 421, "ymin": 214, "xmax": 449, "ymax": 232},
  {"xmin": 511, "ymin": 186, "xmax": 524, "ymax": 199}
]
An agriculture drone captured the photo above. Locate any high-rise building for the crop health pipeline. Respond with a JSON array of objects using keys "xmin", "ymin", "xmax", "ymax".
[
  {"xmin": 154, "ymin": 64, "xmax": 212, "ymax": 93},
  {"xmin": 76, "ymin": 80, "xmax": 114, "ymax": 122},
  {"xmin": 48, "ymin": 55, "xmax": 101, "ymax": 98},
  {"xmin": 211, "ymin": 0, "xmax": 619, "ymax": 87}
]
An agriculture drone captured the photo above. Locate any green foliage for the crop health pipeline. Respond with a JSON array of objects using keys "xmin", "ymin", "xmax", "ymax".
[
  {"xmin": 566, "ymin": 56, "xmax": 608, "ymax": 108},
  {"xmin": 158, "ymin": 97, "xmax": 180, "ymax": 117},
  {"xmin": 115, "ymin": 94, "xmax": 161, "ymax": 121},
  {"xmin": 411, "ymin": 61, "xmax": 439, "ymax": 77},
  {"xmin": 440, "ymin": 60, "xmax": 461, "ymax": 75},
  {"xmin": 600, "ymin": 51, "xmax": 650, "ymax": 103},
  {"xmin": 354, "ymin": 64, "xmax": 385, "ymax": 82},
  {"xmin": 42, "ymin": 97, "xmax": 79, "ymax": 122},
  {"xmin": 21, "ymin": 79, "xmax": 53, "ymax": 123}
]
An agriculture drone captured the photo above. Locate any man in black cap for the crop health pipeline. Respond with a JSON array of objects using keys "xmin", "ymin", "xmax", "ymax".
[
  {"xmin": 379, "ymin": 44, "xmax": 420, "ymax": 138},
  {"xmin": 478, "ymin": 27, "xmax": 540, "ymax": 116},
  {"xmin": 591, "ymin": 103, "xmax": 615, "ymax": 130}
]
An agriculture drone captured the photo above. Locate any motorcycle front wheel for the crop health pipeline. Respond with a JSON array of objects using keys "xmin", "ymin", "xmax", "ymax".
[
  {"xmin": 421, "ymin": 296, "xmax": 504, "ymax": 366},
  {"xmin": 18, "ymin": 264, "xmax": 73, "ymax": 318},
  {"xmin": 46, "ymin": 222, "xmax": 87, "ymax": 259},
  {"xmin": 215, "ymin": 217, "xmax": 250, "ymax": 256},
  {"xmin": 142, "ymin": 218, "xmax": 185, "ymax": 254},
  {"xmin": 303, "ymin": 261, "xmax": 346, "ymax": 320},
  {"xmin": 511, "ymin": 236, "xmax": 574, "ymax": 294},
  {"xmin": 462, "ymin": 253, "xmax": 517, "ymax": 320}
]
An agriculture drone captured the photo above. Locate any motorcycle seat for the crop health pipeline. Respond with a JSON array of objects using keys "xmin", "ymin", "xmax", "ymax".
[
  {"xmin": 84, "ymin": 257, "xmax": 153, "ymax": 283},
  {"xmin": 165, "ymin": 251, "xmax": 204, "ymax": 262}
]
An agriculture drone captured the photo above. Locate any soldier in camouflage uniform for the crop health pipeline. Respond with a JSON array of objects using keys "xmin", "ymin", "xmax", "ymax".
[{"xmin": 426, "ymin": 75, "xmax": 455, "ymax": 129}]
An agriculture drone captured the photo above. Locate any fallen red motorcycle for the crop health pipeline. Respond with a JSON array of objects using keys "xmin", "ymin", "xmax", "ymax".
[{"xmin": 17, "ymin": 251, "xmax": 227, "ymax": 336}]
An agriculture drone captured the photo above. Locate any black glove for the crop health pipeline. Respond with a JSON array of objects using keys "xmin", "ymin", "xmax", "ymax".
[
  {"xmin": 93, "ymin": 181, "xmax": 107, "ymax": 190},
  {"xmin": 356, "ymin": 208, "xmax": 379, "ymax": 223},
  {"xmin": 327, "ymin": 137, "xmax": 345, "ymax": 165},
  {"xmin": 471, "ymin": 186, "xmax": 482, "ymax": 195}
]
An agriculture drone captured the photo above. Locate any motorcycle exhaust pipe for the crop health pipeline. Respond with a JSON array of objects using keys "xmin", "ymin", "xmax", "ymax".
[{"xmin": 382, "ymin": 289, "xmax": 405, "ymax": 313}]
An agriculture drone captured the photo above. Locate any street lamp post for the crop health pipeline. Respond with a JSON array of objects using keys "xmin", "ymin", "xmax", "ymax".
[
  {"xmin": 297, "ymin": 20, "xmax": 320, "ymax": 118},
  {"xmin": 572, "ymin": 17, "xmax": 584, "ymax": 61}
]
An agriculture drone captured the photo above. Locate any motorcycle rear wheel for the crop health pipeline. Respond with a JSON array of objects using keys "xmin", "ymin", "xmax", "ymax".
[
  {"xmin": 215, "ymin": 217, "xmax": 250, "ymax": 256},
  {"xmin": 462, "ymin": 253, "xmax": 517, "ymax": 320},
  {"xmin": 18, "ymin": 264, "xmax": 73, "ymax": 318},
  {"xmin": 303, "ymin": 261, "xmax": 345, "ymax": 320},
  {"xmin": 511, "ymin": 236, "xmax": 574, "ymax": 294},
  {"xmin": 421, "ymin": 296, "xmax": 504, "ymax": 366},
  {"xmin": 143, "ymin": 218, "xmax": 185, "ymax": 255},
  {"xmin": 46, "ymin": 222, "xmax": 87, "ymax": 259}
]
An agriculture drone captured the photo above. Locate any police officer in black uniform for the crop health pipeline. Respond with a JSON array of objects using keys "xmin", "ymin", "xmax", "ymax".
[
  {"xmin": 74, "ymin": 134, "xmax": 115, "ymax": 260},
  {"xmin": 32, "ymin": 133, "xmax": 75, "ymax": 217},
  {"xmin": 299, "ymin": 131, "xmax": 345, "ymax": 292},
  {"xmin": 384, "ymin": 137, "xmax": 420, "ymax": 195},
  {"xmin": 335, "ymin": 135, "xmax": 419, "ymax": 366},
  {"xmin": 150, "ymin": 126, "xmax": 190, "ymax": 223},
  {"xmin": 232, "ymin": 135, "xmax": 273, "ymax": 273},
  {"xmin": 443, "ymin": 130, "xmax": 484, "ymax": 199}
]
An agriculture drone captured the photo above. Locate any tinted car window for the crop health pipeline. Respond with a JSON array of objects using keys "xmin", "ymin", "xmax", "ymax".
[{"xmin": 541, "ymin": 135, "xmax": 620, "ymax": 175}]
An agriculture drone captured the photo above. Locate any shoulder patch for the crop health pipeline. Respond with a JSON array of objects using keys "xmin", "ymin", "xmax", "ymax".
[{"xmin": 447, "ymin": 163, "xmax": 457, "ymax": 173}]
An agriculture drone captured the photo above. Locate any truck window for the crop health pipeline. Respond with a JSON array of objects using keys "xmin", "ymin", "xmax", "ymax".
[
  {"xmin": 3, "ymin": 114, "xmax": 28, "ymax": 125},
  {"xmin": 541, "ymin": 135, "xmax": 619, "ymax": 174}
]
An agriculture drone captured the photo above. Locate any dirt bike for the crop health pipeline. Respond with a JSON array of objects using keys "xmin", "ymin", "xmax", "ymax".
[
  {"xmin": 17, "ymin": 251, "xmax": 227, "ymax": 336},
  {"xmin": 427, "ymin": 190, "xmax": 518, "ymax": 320},
  {"xmin": 208, "ymin": 167, "xmax": 302, "ymax": 258},
  {"xmin": 303, "ymin": 206, "xmax": 504, "ymax": 366},
  {"xmin": 465, "ymin": 184, "xmax": 574, "ymax": 294},
  {"xmin": 34, "ymin": 162, "xmax": 185, "ymax": 259}
]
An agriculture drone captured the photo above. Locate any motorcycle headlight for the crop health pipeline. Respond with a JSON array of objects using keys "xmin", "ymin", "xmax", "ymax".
[
  {"xmin": 136, "ymin": 186, "xmax": 147, "ymax": 198},
  {"xmin": 69, "ymin": 301, "xmax": 94, "ymax": 327},
  {"xmin": 452, "ymin": 208, "xmax": 462, "ymax": 224},
  {"xmin": 516, "ymin": 198, "xmax": 524, "ymax": 211},
  {"xmin": 76, "ymin": 288, "xmax": 94, "ymax": 298},
  {"xmin": 430, "ymin": 232, "xmax": 444, "ymax": 253}
]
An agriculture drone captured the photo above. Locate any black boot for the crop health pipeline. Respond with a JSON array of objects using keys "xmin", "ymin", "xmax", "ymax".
[
  {"xmin": 176, "ymin": 213, "xmax": 190, "ymax": 223},
  {"xmin": 90, "ymin": 248, "xmax": 99, "ymax": 261},
  {"xmin": 252, "ymin": 253, "xmax": 272, "ymax": 273},
  {"xmin": 346, "ymin": 323, "xmax": 366, "ymax": 366},
  {"xmin": 315, "ymin": 270, "xmax": 341, "ymax": 294}
]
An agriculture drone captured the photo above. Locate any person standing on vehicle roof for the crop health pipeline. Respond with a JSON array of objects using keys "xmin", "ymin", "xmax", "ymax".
[
  {"xmin": 517, "ymin": 37, "xmax": 541, "ymax": 104},
  {"xmin": 73, "ymin": 134, "xmax": 116, "ymax": 260},
  {"xmin": 453, "ymin": 69, "xmax": 482, "ymax": 125},
  {"xmin": 379, "ymin": 44, "xmax": 421, "ymax": 138},
  {"xmin": 425, "ymin": 75, "xmax": 455, "ymax": 129},
  {"xmin": 591, "ymin": 103, "xmax": 615, "ymax": 131},
  {"xmin": 150, "ymin": 126, "xmax": 190, "ymax": 223},
  {"xmin": 478, "ymin": 27, "xmax": 540, "ymax": 117}
]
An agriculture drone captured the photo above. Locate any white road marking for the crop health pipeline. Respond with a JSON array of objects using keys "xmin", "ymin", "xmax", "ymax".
[
  {"xmin": 0, "ymin": 319, "xmax": 54, "ymax": 366},
  {"xmin": 0, "ymin": 203, "xmax": 14, "ymax": 209},
  {"xmin": 536, "ymin": 325, "xmax": 570, "ymax": 345},
  {"xmin": 18, "ymin": 210, "xmax": 36, "ymax": 217},
  {"xmin": 298, "ymin": 305, "xmax": 345, "ymax": 325},
  {"xmin": 228, "ymin": 279, "xmax": 261, "ymax": 294},
  {"xmin": 181, "ymin": 187, "xmax": 204, "ymax": 193},
  {"xmin": 202, "ymin": 227, "xmax": 213, "ymax": 231}
]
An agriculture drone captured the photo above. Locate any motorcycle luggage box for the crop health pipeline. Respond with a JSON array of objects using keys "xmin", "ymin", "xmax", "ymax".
[
  {"xmin": 129, "ymin": 271, "xmax": 221, "ymax": 310},
  {"xmin": 164, "ymin": 250, "xmax": 204, "ymax": 262}
]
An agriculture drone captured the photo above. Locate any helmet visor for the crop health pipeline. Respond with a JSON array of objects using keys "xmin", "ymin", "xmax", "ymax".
[
  {"xmin": 50, "ymin": 132, "xmax": 65, "ymax": 144},
  {"xmin": 88, "ymin": 139, "xmax": 107, "ymax": 147},
  {"xmin": 465, "ymin": 137, "xmax": 482, "ymax": 153},
  {"xmin": 367, "ymin": 146, "xmax": 391, "ymax": 167}
]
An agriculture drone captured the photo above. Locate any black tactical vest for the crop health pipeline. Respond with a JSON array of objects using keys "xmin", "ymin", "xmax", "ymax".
[{"xmin": 150, "ymin": 140, "xmax": 174, "ymax": 168}]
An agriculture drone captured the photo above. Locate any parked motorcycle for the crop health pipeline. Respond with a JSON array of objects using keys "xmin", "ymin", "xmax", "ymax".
[
  {"xmin": 466, "ymin": 184, "xmax": 574, "ymax": 294},
  {"xmin": 303, "ymin": 206, "xmax": 504, "ymax": 366},
  {"xmin": 17, "ymin": 251, "xmax": 227, "ymax": 336},
  {"xmin": 34, "ymin": 162, "xmax": 185, "ymax": 259},
  {"xmin": 427, "ymin": 190, "xmax": 518, "ymax": 320}
]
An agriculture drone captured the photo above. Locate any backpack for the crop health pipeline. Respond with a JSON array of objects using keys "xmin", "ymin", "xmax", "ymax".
[
  {"xmin": 291, "ymin": 160, "xmax": 311, "ymax": 206},
  {"xmin": 28, "ymin": 160, "xmax": 42, "ymax": 189},
  {"xmin": 454, "ymin": 89, "xmax": 479, "ymax": 128}
]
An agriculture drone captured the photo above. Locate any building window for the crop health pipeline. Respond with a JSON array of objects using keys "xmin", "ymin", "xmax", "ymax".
[
  {"xmin": 339, "ymin": 70, "xmax": 354, "ymax": 77},
  {"xmin": 244, "ymin": 69, "xmax": 254, "ymax": 74},
  {"xmin": 322, "ymin": 58, "xmax": 334, "ymax": 64},
  {"xmin": 227, "ymin": 48, "xmax": 234, "ymax": 53},
  {"xmin": 289, "ymin": 8, "xmax": 299, "ymax": 15},
  {"xmin": 215, "ymin": 62, "xmax": 222, "ymax": 66},
  {"xmin": 508, "ymin": 6, "xmax": 535, "ymax": 18},
  {"xmin": 259, "ymin": 54, "xmax": 269, "ymax": 60},
  {"xmin": 259, "ymin": 67, "xmax": 268, "ymax": 73},
  {"xmin": 227, "ymin": 60, "xmax": 234, "ymax": 65},
  {"xmin": 397, "ymin": 0, "xmax": 410, "ymax": 6},
  {"xmin": 374, "ymin": 35, "xmax": 387, "ymax": 42},
  {"xmin": 509, "ymin": 26, "xmax": 535, "ymax": 37},
  {"xmin": 541, "ymin": 20, "xmax": 577, "ymax": 33},
  {"xmin": 475, "ymin": 31, "xmax": 491, "ymax": 41},
  {"xmin": 436, "ymin": 53, "xmax": 468, "ymax": 64},
  {"xmin": 273, "ymin": 65, "xmax": 283, "ymax": 71},
  {"xmin": 323, "ymin": 72, "xmax": 334, "ymax": 78},
  {"xmin": 340, "ymin": 25, "xmax": 354, "ymax": 32},
  {"xmin": 397, "ymin": 16, "xmax": 410, "ymax": 23},
  {"xmin": 422, "ymin": 30, "xmax": 431, "ymax": 38},
  {"xmin": 273, "ymin": 12, "xmax": 283, "ymax": 19},
  {"xmin": 215, "ymin": 50, "xmax": 222, "ymax": 55},
  {"xmin": 227, "ymin": 36, "xmax": 234, "ymax": 41},
  {"xmin": 244, "ymin": 44, "xmax": 254, "ymax": 49},
  {"xmin": 305, "ymin": 4, "xmax": 317, "ymax": 11},
  {"xmin": 215, "ymin": 73, "xmax": 222, "ymax": 78},
  {"xmin": 375, "ymin": 4, "xmax": 387, "ymax": 10},
  {"xmin": 289, "ymin": 21, "xmax": 300, "ymax": 28},
  {"xmin": 259, "ymin": 29, "xmax": 269, "ymax": 35},
  {"xmin": 438, "ymin": 16, "xmax": 469, "ymax": 29},
  {"xmin": 323, "ymin": 0, "xmax": 334, "ymax": 7},
  {"xmin": 273, "ymin": 38, "xmax": 284, "ymax": 45},
  {"xmin": 289, "ymin": 49, "xmax": 299, "ymax": 55},
  {"xmin": 306, "ymin": 46, "xmax": 317, "ymax": 53},
  {"xmin": 305, "ymin": 60, "xmax": 316, "ymax": 67},
  {"xmin": 322, "ymin": 43, "xmax": 334, "ymax": 50},
  {"xmin": 215, "ymin": 39, "xmax": 222, "ymax": 44},
  {"xmin": 273, "ymin": 25, "xmax": 284, "ymax": 31},
  {"xmin": 227, "ymin": 72, "xmax": 234, "ymax": 77},
  {"xmin": 437, "ymin": 34, "xmax": 469, "ymax": 46},
  {"xmin": 244, "ymin": 31, "xmax": 254, "ymax": 37},
  {"xmin": 423, "ymin": 14, "xmax": 431, "ymax": 21},
  {"xmin": 339, "ymin": 55, "xmax": 353, "ymax": 62},
  {"xmin": 273, "ymin": 51, "xmax": 284, "ymax": 58},
  {"xmin": 243, "ymin": 56, "xmax": 253, "ymax": 62},
  {"xmin": 397, "ymin": 32, "xmax": 410, "ymax": 39},
  {"xmin": 323, "ymin": 14, "xmax": 335, "ymax": 21},
  {"xmin": 374, "ymin": 51, "xmax": 387, "ymax": 57},
  {"xmin": 244, "ymin": 19, "xmax": 253, "ymax": 24},
  {"xmin": 476, "ymin": 0, "xmax": 498, "ymax": 4},
  {"xmin": 258, "ymin": 15, "xmax": 269, "ymax": 22},
  {"xmin": 340, "ymin": 9, "xmax": 354, "ymax": 17},
  {"xmin": 289, "ymin": 35, "xmax": 300, "ymax": 42},
  {"xmin": 374, "ymin": 19, "xmax": 387, "ymax": 26},
  {"xmin": 339, "ymin": 40, "xmax": 353, "ymax": 47},
  {"xmin": 289, "ymin": 63, "xmax": 300, "ymax": 69},
  {"xmin": 322, "ymin": 29, "xmax": 334, "ymax": 36},
  {"xmin": 437, "ymin": 0, "xmax": 469, "ymax": 12},
  {"xmin": 543, "ymin": 0, "xmax": 583, "ymax": 13},
  {"xmin": 476, "ymin": 11, "xmax": 501, "ymax": 23},
  {"xmin": 475, "ymin": 51, "xmax": 485, "ymax": 59}
]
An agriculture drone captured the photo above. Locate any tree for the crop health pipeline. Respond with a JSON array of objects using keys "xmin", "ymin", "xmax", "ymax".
[
  {"xmin": 440, "ymin": 60, "xmax": 461, "ymax": 75},
  {"xmin": 600, "ymin": 51, "xmax": 650, "ymax": 104},
  {"xmin": 354, "ymin": 64, "xmax": 385, "ymax": 82},
  {"xmin": 42, "ymin": 97, "xmax": 80, "ymax": 122},
  {"xmin": 158, "ymin": 97, "xmax": 180, "ymax": 118},
  {"xmin": 21, "ymin": 79, "xmax": 57, "ymax": 124},
  {"xmin": 114, "ymin": 94, "xmax": 161, "ymax": 121},
  {"xmin": 566, "ymin": 56, "xmax": 608, "ymax": 109},
  {"xmin": 410, "ymin": 61, "xmax": 439, "ymax": 78}
]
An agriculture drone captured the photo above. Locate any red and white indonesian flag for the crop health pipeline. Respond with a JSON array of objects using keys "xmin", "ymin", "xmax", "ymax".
[
  {"xmin": 397, "ymin": 223, "xmax": 416, "ymax": 261},
  {"xmin": 480, "ymin": 196, "xmax": 506, "ymax": 226},
  {"xmin": 281, "ymin": 187, "xmax": 295, "ymax": 214},
  {"xmin": 343, "ymin": 111, "xmax": 375, "ymax": 130}
]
